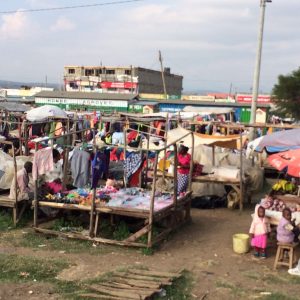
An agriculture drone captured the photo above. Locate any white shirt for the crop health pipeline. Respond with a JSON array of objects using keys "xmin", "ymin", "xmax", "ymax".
[{"xmin": 44, "ymin": 161, "xmax": 63, "ymax": 183}]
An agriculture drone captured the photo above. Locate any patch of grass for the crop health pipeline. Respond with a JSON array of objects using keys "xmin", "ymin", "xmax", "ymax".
[
  {"xmin": 0, "ymin": 254, "xmax": 68, "ymax": 283},
  {"xmin": 0, "ymin": 211, "xmax": 14, "ymax": 231},
  {"xmin": 15, "ymin": 232, "xmax": 110, "ymax": 255},
  {"xmin": 216, "ymin": 280, "xmax": 246, "ymax": 297},
  {"xmin": 262, "ymin": 293, "xmax": 297, "ymax": 300},
  {"xmin": 52, "ymin": 217, "xmax": 84, "ymax": 232},
  {"xmin": 0, "ymin": 209, "xmax": 33, "ymax": 231},
  {"xmin": 153, "ymin": 271, "xmax": 193, "ymax": 300},
  {"xmin": 112, "ymin": 221, "xmax": 131, "ymax": 241}
]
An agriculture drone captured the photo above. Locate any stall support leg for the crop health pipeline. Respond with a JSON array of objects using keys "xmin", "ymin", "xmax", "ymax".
[
  {"xmin": 147, "ymin": 152, "xmax": 158, "ymax": 248},
  {"xmin": 239, "ymin": 132, "xmax": 244, "ymax": 211}
]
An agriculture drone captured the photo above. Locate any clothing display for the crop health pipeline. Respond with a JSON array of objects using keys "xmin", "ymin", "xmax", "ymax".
[
  {"xmin": 92, "ymin": 149, "xmax": 110, "ymax": 188},
  {"xmin": 125, "ymin": 152, "xmax": 143, "ymax": 182},
  {"xmin": 112, "ymin": 132, "xmax": 124, "ymax": 145},
  {"xmin": 44, "ymin": 161, "xmax": 63, "ymax": 183},
  {"xmin": 32, "ymin": 147, "xmax": 54, "ymax": 180},
  {"xmin": 71, "ymin": 149, "xmax": 90, "ymax": 188}
]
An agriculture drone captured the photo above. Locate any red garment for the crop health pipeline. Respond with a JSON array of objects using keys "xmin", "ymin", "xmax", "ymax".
[
  {"xmin": 127, "ymin": 131, "xmax": 138, "ymax": 143},
  {"xmin": 178, "ymin": 153, "xmax": 191, "ymax": 175},
  {"xmin": 129, "ymin": 166, "xmax": 142, "ymax": 187}
]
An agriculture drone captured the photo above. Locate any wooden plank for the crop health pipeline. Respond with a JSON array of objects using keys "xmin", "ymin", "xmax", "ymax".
[
  {"xmin": 103, "ymin": 282, "xmax": 159, "ymax": 293},
  {"xmin": 79, "ymin": 293, "xmax": 132, "ymax": 300},
  {"xmin": 89, "ymin": 284, "xmax": 145, "ymax": 300},
  {"xmin": 114, "ymin": 272, "xmax": 171, "ymax": 285},
  {"xmin": 95, "ymin": 282, "xmax": 158, "ymax": 294},
  {"xmin": 111, "ymin": 277, "xmax": 161, "ymax": 289},
  {"xmin": 127, "ymin": 269, "xmax": 182, "ymax": 278},
  {"xmin": 124, "ymin": 225, "xmax": 149, "ymax": 243}
]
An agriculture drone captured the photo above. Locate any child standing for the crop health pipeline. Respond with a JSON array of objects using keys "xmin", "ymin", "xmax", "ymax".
[
  {"xmin": 249, "ymin": 206, "xmax": 271, "ymax": 258},
  {"xmin": 277, "ymin": 208, "xmax": 300, "ymax": 244}
]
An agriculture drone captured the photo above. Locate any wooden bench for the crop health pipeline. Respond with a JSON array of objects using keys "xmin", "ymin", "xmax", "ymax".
[{"xmin": 274, "ymin": 242, "xmax": 299, "ymax": 270}]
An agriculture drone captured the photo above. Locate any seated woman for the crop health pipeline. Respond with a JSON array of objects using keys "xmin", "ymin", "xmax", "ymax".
[
  {"xmin": 44, "ymin": 149, "xmax": 63, "ymax": 194},
  {"xmin": 9, "ymin": 161, "xmax": 33, "ymax": 200}
]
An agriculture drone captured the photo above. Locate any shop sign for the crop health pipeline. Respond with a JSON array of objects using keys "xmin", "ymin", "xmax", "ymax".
[{"xmin": 35, "ymin": 97, "xmax": 127, "ymax": 107}]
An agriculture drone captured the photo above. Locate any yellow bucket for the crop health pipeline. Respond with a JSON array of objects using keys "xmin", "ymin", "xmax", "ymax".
[{"xmin": 232, "ymin": 233, "xmax": 250, "ymax": 254}]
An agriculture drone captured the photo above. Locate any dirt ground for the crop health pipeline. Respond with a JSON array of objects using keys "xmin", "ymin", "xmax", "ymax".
[{"xmin": 0, "ymin": 205, "xmax": 300, "ymax": 300}]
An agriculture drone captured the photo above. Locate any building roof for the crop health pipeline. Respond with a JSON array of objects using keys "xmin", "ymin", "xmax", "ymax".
[
  {"xmin": 0, "ymin": 102, "xmax": 30, "ymax": 112},
  {"xmin": 35, "ymin": 91, "xmax": 138, "ymax": 101},
  {"xmin": 139, "ymin": 98, "xmax": 271, "ymax": 108}
]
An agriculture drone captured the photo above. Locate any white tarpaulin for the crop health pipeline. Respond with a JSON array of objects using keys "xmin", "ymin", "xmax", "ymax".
[
  {"xmin": 0, "ymin": 151, "xmax": 32, "ymax": 190},
  {"xmin": 26, "ymin": 105, "xmax": 68, "ymax": 122},
  {"xmin": 256, "ymin": 129, "xmax": 300, "ymax": 152}
]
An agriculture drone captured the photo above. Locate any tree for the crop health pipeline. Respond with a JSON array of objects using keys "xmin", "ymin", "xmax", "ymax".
[{"xmin": 272, "ymin": 67, "xmax": 300, "ymax": 120}]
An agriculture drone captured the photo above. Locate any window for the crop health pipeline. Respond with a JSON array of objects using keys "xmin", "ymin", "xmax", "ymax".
[
  {"xmin": 125, "ymin": 69, "xmax": 131, "ymax": 75},
  {"xmin": 95, "ymin": 69, "xmax": 102, "ymax": 76},
  {"xmin": 68, "ymin": 68, "xmax": 75, "ymax": 74},
  {"xmin": 106, "ymin": 69, "xmax": 115, "ymax": 75},
  {"xmin": 85, "ymin": 69, "xmax": 94, "ymax": 76}
]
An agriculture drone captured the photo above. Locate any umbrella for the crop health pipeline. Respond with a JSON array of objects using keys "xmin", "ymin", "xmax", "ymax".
[
  {"xmin": 256, "ymin": 129, "xmax": 300, "ymax": 152},
  {"xmin": 268, "ymin": 149, "xmax": 300, "ymax": 177},
  {"xmin": 26, "ymin": 105, "xmax": 68, "ymax": 122}
]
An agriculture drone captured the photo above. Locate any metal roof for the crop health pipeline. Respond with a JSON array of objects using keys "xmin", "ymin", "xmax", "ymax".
[
  {"xmin": 0, "ymin": 102, "xmax": 30, "ymax": 112},
  {"xmin": 139, "ymin": 98, "xmax": 271, "ymax": 108},
  {"xmin": 35, "ymin": 91, "xmax": 138, "ymax": 101}
]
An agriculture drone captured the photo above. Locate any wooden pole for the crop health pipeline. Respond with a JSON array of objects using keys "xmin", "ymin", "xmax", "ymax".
[
  {"xmin": 148, "ymin": 152, "xmax": 158, "ymax": 247},
  {"xmin": 239, "ymin": 132, "xmax": 244, "ymax": 211},
  {"xmin": 12, "ymin": 143, "xmax": 18, "ymax": 225},
  {"xmin": 162, "ymin": 113, "xmax": 169, "ymax": 181},
  {"xmin": 212, "ymin": 145, "xmax": 215, "ymax": 167},
  {"xmin": 33, "ymin": 143, "xmax": 39, "ymax": 227},
  {"xmin": 123, "ymin": 128, "xmax": 127, "ymax": 188},
  {"xmin": 188, "ymin": 132, "xmax": 194, "ymax": 192},
  {"xmin": 89, "ymin": 188, "xmax": 96, "ymax": 237},
  {"xmin": 24, "ymin": 121, "xmax": 29, "ymax": 156},
  {"xmin": 173, "ymin": 143, "xmax": 178, "ymax": 208},
  {"xmin": 144, "ymin": 134, "xmax": 150, "ymax": 188}
]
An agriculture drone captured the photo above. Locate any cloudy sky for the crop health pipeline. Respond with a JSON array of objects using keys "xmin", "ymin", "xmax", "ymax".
[{"xmin": 0, "ymin": 0, "xmax": 299, "ymax": 93}]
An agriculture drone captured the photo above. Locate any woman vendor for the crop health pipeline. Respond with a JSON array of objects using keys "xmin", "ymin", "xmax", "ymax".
[
  {"xmin": 177, "ymin": 144, "xmax": 191, "ymax": 195},
  {"xmin": 43, "ymin": 149, "xmax": 63, "ymax": 193}
]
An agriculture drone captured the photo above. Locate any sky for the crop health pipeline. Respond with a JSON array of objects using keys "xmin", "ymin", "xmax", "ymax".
[{"xmin": 0, "ymin": 0, "xmax": 300, "ymax": 93}]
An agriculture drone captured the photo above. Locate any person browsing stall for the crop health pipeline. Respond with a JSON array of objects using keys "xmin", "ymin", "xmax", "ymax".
[
  {"xmin": 177, "ymin": 144, "xmax": 191, "ymax": 195},
  {"xmin": 9, "ymin": 161, "xmax": 33, "ymax": 200},
  {"xmin": 277, "ymin": 208, "xmax": 300, "ymax": 244},
  {"xmin": 44, "ymin": 149, "xmax": 63, "ymax": 193}
]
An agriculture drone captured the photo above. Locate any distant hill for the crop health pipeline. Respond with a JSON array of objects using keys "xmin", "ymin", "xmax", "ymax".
[{"xmin": 0, "ymin": 79, "xmax": 59, "ymax": 89}]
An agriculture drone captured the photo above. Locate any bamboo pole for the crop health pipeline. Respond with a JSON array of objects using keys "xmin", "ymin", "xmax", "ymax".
[
  {"xmin": 144, "ymin": 134, "xmax": 150, "ymax": 188},
  {"xmin": 147, "ymin": 152, "xmax": 158, "ymax": 247}
]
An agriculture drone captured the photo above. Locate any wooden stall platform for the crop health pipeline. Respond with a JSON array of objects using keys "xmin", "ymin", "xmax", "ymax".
[{"xmin": 32, "ymin": 191, "xmax": 192, "ymax": 248}]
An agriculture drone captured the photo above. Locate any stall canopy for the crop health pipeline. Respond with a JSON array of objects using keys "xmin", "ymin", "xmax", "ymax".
[
  {"xmin": 26, "ymin": 105, "xmax": 68, "ymax": 121},
  {"xmin": 255, "ymin": 129, "xmax": 300, "ymax": 152},
  {"xmin": 268, "ymin": 149, "xmax": 300, "ymax": 177},
  {"xmin": 166, "ymin": 127, "xmax": 243, "ymax": 149}
]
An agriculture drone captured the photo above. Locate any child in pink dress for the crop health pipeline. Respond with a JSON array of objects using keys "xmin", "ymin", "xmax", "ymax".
[{"xmin": 249, "ymin": 206, "xmax": 271, "ymax": 258}]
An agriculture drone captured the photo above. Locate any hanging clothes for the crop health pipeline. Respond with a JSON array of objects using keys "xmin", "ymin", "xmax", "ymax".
[
  {"xmin": 125, "ymin": 152, "xmax": 143, "ymax": 182},
  {"xmin": 71, "ymin": 149, "xmax": 90, "ymax": 188},
  {"xmin": 91, "ymin": 149, "xmax": 110, "ymax": 188},
  {"xmin": 49, "ymin": 122, "xmax": 56, "ymax": 138},
  {"xmin": 32, "ymin": 147, "xmax": 54, "ymax": 180},
  {"xmin": 55, "ymin": 122, "xmax": 63, "ymax": 136}
]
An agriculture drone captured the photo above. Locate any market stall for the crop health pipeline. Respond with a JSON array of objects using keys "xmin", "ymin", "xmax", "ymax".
[{"xmin": 32, "ymin": 125, "xmax": 194, "ymax": 248}]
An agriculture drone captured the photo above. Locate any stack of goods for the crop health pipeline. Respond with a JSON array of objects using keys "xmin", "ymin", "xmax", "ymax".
[
  {"xmin": 260, "ymin": 195, "xmax": 300, "ymax": 213},
  {"xmin": 272, "ymin": 180, "xmax": 296, "ymax": 195}
]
